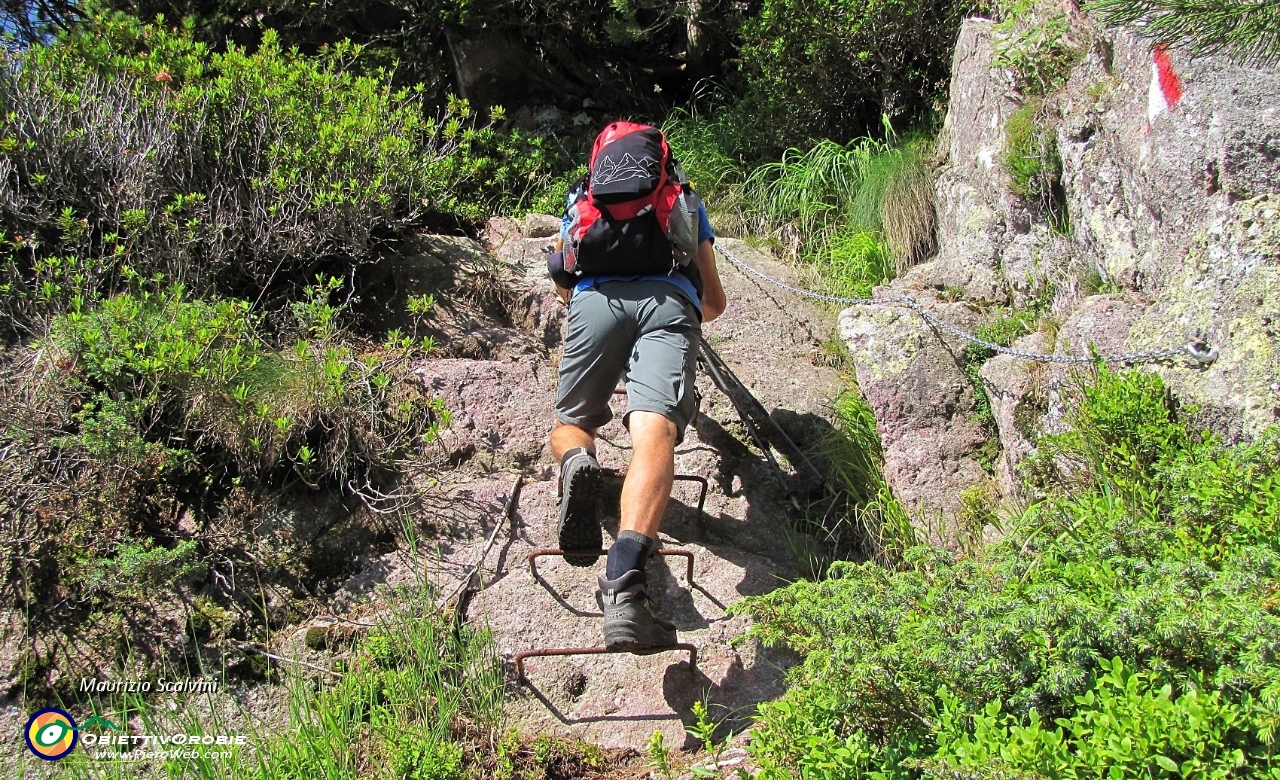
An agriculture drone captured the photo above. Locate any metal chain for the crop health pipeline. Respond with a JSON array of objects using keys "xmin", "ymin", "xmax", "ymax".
[{"xmin": 716, "ymin": 244, "xmax": 1219, "ymax": 366}]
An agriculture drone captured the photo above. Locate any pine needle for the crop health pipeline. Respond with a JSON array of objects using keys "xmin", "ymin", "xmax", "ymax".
[{"xmin": 1088, "ymin": 0, "xmax": 1280, "ymax": 66}]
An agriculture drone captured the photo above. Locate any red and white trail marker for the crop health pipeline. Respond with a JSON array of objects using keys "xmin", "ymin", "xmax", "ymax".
[{"xmin": 1146, "ymin": 44, "xmax": 1184, "ymax": 129}]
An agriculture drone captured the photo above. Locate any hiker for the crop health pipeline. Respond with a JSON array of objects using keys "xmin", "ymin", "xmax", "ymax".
[{"xmin": 546, "ymin": 121, "xmax": 726, "ymax": 651}]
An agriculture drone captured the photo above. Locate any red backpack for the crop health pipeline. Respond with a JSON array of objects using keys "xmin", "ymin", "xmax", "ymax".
[{"xmin": 559, "ymin": 122, "xmax": 701, "ymax": 282}]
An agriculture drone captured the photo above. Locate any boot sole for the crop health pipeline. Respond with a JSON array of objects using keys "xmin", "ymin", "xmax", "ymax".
[{"xmin": 558, "ymin": 459, "xmax": 604, "ymax": 566}]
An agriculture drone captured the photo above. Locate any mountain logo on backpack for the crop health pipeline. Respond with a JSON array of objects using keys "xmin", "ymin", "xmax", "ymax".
[
  {"xmin": 593, "ymin": 153, "xmax": 662, "ymax": 188},
  {"xmin": 556, "ymin": 122, "xmax": 702, "ymax": 284}
]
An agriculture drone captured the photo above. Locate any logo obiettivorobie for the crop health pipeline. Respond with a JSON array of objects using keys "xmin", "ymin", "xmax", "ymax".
[{"xmin": 24, "ymin": 707, "xmax": 78, "ymax": 760}]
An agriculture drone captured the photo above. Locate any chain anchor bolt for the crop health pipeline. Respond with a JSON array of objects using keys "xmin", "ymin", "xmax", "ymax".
[{"xmin": 1185, "ymin": 342, "xmax": 1218, "ymax": 366}]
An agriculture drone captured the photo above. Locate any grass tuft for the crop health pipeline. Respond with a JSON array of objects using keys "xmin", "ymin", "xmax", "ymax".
[
  {"xmin": 663, "ymin": 105, "xmax": 939, "ymax": 293},
  {"xmin": 1003, "ymin": 99, "xmax": 1068, "ymax": 230},
  {"xmin": 795, "ymin": 379, "xmax": 917, "ymax": 574},
  {"xmin": 877, "ymin": 143, "xmax": 938, "ymax": 272}
]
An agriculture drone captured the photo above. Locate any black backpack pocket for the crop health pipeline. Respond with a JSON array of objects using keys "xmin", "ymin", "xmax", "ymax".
[{"xmin": 574, "ymin": 213, "xmax": 674, "ymax": 277}]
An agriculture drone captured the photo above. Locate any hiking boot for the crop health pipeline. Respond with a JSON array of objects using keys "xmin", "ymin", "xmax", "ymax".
[
  {"xmin": 557, "ymin": 448, "xmax": 605, "ymax": 566},
  {"xmin": 598, "ymin": 569, "xmax": 677, "ymax": 652}
]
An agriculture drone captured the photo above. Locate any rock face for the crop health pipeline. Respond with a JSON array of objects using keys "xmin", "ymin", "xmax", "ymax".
[
  {"xmin": 1127, "ymin": 195, "xmax": 1280, "ymax": 439},
  {"xmin": 909, "ymin": 19, "xmax": 1022, "ymax": 305},
  {"xmin": 842, "ymin": 11, "xmax": 1280, "ymax": 532},
  {"xmin": 839, "ymin": 293, "xmax": 989, "ymax": 528}
]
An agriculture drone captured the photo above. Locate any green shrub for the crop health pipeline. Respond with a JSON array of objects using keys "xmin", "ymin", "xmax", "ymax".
[
  {"xmin": 1032, "ymin": 365, "xmax": 1186, "ymax": 490},
  {"xmin": 46, "ymin": 276, "xmax": 444, "ymax": 489},
  {"xmin": 993, "ymin": 2, "xmax": 1085, "ymax": 96},
  {"xmin": 0, "ymin": 12, "xmax": 553, "ymax": 702},
  {"xmin": 0, "ymin": 14, "xmax": 556, "ymax": 336},
  {"xmin": 1003, "ymin": 102, "xmax": 1053, "ymax": 199},
  {"xmin": 0, "ymin": 272, "xmax": 446, "ymax": 691},
  {"xmin": 69, "ymin": 539, "xmax": 205, "ymax": 600},
  {"xmin": 736, "ymin": 367, "xmax": 1280, "ymax": 778},
  {"xmin": 734, "ymin": 0, "xmax": 972, "ymax": 157},
  {"xmin": 391, "ymin": 730, "xmax": 464, "ymax": 780},
  {"xmin": 928, "ymin": 658, "xmax": 1253, "ymax": 778}
]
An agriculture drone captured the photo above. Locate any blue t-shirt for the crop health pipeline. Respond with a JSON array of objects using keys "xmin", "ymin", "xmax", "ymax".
[{"xmin": 571, "ymin": 203, "xmax": 715, "ymax": 314}]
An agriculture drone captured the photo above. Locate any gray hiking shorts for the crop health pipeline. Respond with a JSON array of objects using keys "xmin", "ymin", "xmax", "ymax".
[{"xmin": 556, "ymin": 279, "xmax": 701, "ymax": 441}]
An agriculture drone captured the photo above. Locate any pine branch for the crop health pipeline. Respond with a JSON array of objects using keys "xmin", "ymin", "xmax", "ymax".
[{"xmin": 1087, "ymin": 0, "xmax": 1280, "ymax": 66}]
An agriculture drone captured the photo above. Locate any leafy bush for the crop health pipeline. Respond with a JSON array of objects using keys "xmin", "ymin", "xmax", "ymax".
[
  {"xmin": 927, "ymin": 658, "xmax": 1255, "ymax": 778},
  {"xmin": 0, "ymin": 14, "xmax": 555, "ymax": 336},
  {"xmin": 69, "ymin": 539, "xmax": 205, "ymax": 600},
  {"xmin": 992, "ymin": 1, "xmax": 1085, "ymax": 96},
  {"xmin": 734, "ymin": 0, "xmax": 972, "ymax": 158},
  {"xmin": 0, "ymin": 12, "xmax": 563, "ymax": 702},
  {"xmin": 736, "ymin": 367, "xmax": 1280, "ymax": 778},
  {"xmin": 0, "ymin": 272, "xmax": 446, "ymax": 697},
  {"xmin": 46, "ymin": 276, "xmax": 443, "ymax": 491},
  {"xmin": 96, "ymin": 0, "xmax": 748, "ymax": 121}
]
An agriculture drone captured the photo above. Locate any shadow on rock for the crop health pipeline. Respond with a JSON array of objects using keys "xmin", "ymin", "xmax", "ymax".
[
  {"xmin": 662, "ymin": 640, "xmax": 798, "ymax": 750},
  {"xmin": 518, "ymin": 658, "xmax": 698, "ymax": 726}
]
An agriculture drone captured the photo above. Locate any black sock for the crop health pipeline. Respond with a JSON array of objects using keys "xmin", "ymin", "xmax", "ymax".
[{"xmin": 606, "ymin": 531, "xmax": 653, "ymax": 580}]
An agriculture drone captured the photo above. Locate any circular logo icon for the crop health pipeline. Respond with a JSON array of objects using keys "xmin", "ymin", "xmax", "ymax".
[{"xmin": 25, "ymin": 707, "xmax": 78, "ymax": 760}]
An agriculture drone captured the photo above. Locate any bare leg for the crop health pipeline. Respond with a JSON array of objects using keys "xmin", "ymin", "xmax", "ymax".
[
  {"xmin": 550, "ymin": 421, "xmax": 597, "ymax": 465},
  {"xmin": 598, "ymin": 410, "xmax": 680, "ymax": 650},
  {"xmin": 619, "ymin": 410, "xmax": 678, "ymax": 540}
]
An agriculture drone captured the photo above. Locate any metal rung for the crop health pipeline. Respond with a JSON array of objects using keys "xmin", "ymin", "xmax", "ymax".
[
  {"xmin": 515, "ymin": 643, "xmax": 698, "ymax": 682},
  {"xmin": 516, "ymin": 467, "xmax": 709, "ymax": 691},
  {"xmin": 672, "ymin": 474, "xmax": 710, "ymax": 515},
  {"xmin": 528, "ymin": 547, "xmax": 696, "ymax": 585}
]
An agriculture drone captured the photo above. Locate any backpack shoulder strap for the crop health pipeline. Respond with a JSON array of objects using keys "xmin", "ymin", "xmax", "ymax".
[
  {"xmin": 668, "ymin": 158, "xmax": 688, "ymax": 186},
  {"xmin": 566, "ymin": 172, "xmax": 589, "ymax": 210}
]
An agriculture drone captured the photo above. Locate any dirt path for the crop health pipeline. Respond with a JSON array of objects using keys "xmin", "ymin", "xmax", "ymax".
[{"xmin": 350, "ymin": 229, "xmax": 847, "ymax": 751}]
